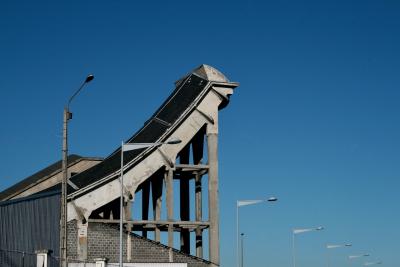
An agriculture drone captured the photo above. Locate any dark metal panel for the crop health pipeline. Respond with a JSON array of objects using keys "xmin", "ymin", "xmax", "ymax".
[
  {"xmin": 68, "ymin": 74, "xmax": 209, "ymax": 195},
  {"xmin": 0, "ymin": 192, "xmax": 60, "ymax": 267}
]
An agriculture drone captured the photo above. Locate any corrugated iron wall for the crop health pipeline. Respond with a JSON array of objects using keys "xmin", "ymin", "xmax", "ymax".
[{"xmin": 0, "ymin": 191, "xmax": 60, "ymax": 267}]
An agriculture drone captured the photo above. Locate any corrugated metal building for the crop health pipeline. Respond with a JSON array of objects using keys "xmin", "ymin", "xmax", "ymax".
[{"xmin": 0, "ymin": 190, "xmax": 60, "ymax": 267}]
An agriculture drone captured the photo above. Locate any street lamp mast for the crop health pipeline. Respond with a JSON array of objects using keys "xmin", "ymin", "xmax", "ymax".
[
  {"xmin": 326, "ymin": 243, "xmax": 352, "ymax": 267},
  {"xmin": 60, "ymin": 74, "xmax": 94, "ymax": 267},
  {"xmin": 236, "ymin": 197, "xmax": 277, "ymax": 267},
  {"xmin": 292, "ymin": 226, "xmax": 324, "ymax": 267}
]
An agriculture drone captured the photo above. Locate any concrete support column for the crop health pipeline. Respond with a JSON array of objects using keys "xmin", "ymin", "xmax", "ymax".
[
  {"xmin": 152, "ymin": 175, "xmax": 163, "ymax": 242},
  {"xmin": 180, "ymin": 178, "xmax": 190, "ymax": 253},
  {"xmin": 195, "ymin": 172, "xmax": 203, "ymax": 258},
  {"xmin": 124, "ymin": 201, "xmax": 132, "ymax": 262},
  {"xmin": 166, "ymin": 168, "xmax": 174, "ymax": 249},
  {"xmin": 77, "ymin": 221, "xmax": 88, "ymax": 261},
  {"xmin": 207, "ymin": 133, "xmax": 219, "ymax": 266},
  {"xmin": 142, "ymin": 181, "xmax": 150, "ymax": 238},
  {"xmin": 179, "ymin": 145, "xmax": 190, "ymax": 254},
  {"xmin": 193, "ymin": 127, "xmax": 205, "ymax": 258},
  {"xmin": 36, "ymin": 249, "xmax": 50, "ymax": 267}
]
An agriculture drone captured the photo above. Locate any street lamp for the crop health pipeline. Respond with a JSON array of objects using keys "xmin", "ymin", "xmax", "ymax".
[
  {"xmin": 349, "ymin": 254, "xmax": 370, "ymax": 259},
  {"xmin": 119, "ymin": 138, "xmax": 182, "ymax": 267},
  {"xmin": 326, "ymin": 243, "xmax": 352, "ymax": 267},
  {"xmin": 236, "ymin": 197, "xmax": 277, "ymax": 267},
  {"xmin": 349, "ymin": 254, "xmax": 370, "ymax": 267},
  {"xmin": 364, "ymin": 261, "xmax": 382, "ymax": 266},
  {"xmin": 60, "ymin": 74, "xmax": 94, "ymax": 267},
  {"xmin": 292, "ymin": 226, "xmax": 324, "ymax": 267}
]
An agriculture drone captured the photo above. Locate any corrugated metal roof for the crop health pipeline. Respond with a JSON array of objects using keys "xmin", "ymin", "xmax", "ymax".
[{"xmin": 0, "ymin": 154, "xmax": 82, "ymax": 201}]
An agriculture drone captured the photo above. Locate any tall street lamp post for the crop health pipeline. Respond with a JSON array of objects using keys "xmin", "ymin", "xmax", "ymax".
[
  {"xmin": 326, "ymin": 243, "xmax": 352, "ymax": 267},
  {"xmin": 292, "ymin": 226, "xmax": 324, "ymax": 267},
  {"xmin": 119, "ymin": 138, "xmax": 181, "ymax": 267},
  {"xmin": 60, "ymin": 74, "xmax": 94, "ymax": 267},
  {"xmin": 240, "ymin": 233, "xmax": 244, "ymax": 267},
  {"xmin": 236, "ymin": 197, "xmax": 277, "ymax": 267}
]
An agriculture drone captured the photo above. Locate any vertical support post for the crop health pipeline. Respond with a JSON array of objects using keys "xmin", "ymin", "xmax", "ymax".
[
  {"xmin": 169, "ymin": 248, "xmax": 174, "ymax": 263},
  {"xmin": 125, "ymin": 201, "xmax": 132, "ymax": 262},
  {"xmin": 193, "ymin": 128, "xmax": 204, "ymax": 258},
  {"xmin": 60, "ymin": 107, "xmax": 68, "ymax": 267},
  {"xmin": 141, "ymin": 181, "xmax": 150, "ymax": 238},
  {"xmin": 77, "ymin": 221, "xmax": 88, "ymax": 261},
  {"xmin": 195, "ymin": 173, "xmax": 203, "ymax": 257},
  {"xmin": 166, "ymin": 168, "xmax": 174, "ymax": 249},
  {"xmin": 195, "ymin": 173, "xmax": 203, "ymax": 258},
  {"xmin": 179, "ymin": 145, "xmax": 190, "ymax": 254},
  {"xmin": 207, "ymin": 132, "xmax": 219, "ymax": 266},
  {"xmin": 151, "ymin": 173, "xmax": 163, "ymax": 242},
  {"xmin": 120, "ymin": 142, "xmax": 124, "ymax": 267}
]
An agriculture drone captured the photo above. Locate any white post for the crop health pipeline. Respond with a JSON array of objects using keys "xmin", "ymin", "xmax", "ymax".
[
  {"xmin": 36, "ymin": 250, "xmax": 50, "ymax": 267},
  {"xmin": 95, "ymin": 257, "xmax": 108, "ymax": 267}
]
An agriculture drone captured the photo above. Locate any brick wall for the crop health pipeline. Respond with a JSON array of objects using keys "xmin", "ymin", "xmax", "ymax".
[{"xmin": 67, "ymin": 220, "xmax": 210, "ymax": 267}]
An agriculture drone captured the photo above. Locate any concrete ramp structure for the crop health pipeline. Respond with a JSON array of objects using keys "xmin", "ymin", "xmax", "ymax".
[{"xmin": 0, "ymin": 64, "xmax": 238, "ymax": 267}]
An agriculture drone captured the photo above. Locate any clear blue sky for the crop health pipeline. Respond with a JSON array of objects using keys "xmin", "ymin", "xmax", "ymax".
[{"xmin": 1, "ymin": 0, "xmax": 399, "ymax": 267}]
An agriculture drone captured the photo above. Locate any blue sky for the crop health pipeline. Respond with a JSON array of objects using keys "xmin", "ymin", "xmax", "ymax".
[{"xmin": 1, "ymin": 0, "xmax": 399, "ymax": 267}]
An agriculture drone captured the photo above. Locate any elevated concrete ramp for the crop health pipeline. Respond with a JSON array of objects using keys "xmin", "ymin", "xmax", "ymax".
[
  {"xmin": 67, "ymin": 65, "xmax": 237, "ymax": 221},
  {"xmin": 65, "ymin": 64, "xmax": 238, "ymax": 266}
]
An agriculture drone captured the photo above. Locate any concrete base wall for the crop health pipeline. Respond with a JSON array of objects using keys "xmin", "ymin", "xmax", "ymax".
[{"xmin": 67, "ymin": 221, "xmax": 209, "ymax": 267}]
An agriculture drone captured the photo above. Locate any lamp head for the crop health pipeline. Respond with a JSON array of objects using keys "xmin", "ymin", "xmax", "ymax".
[{"xmin": 85, "ymin": 74, "xmax": 94, "ymax": 83}]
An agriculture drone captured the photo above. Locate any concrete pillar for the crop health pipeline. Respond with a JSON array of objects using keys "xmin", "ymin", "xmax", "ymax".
[
  {"xmin": 125, "ymin": 201, "xmax": 132, "ymax": 261},
  {"xmin": 166, "ymin": 168, "xmax": 174, "ymax": 248},
  {"xmin": 94, "ymin": 257, "xmax": 108, "ymax": 267},
  {"xmin": 77, "ymin": 221, "xmax": 88, "ymax": 261},
  {"xmin": 195, "ymin": 172, "xmax": 203, "ymax": 258},
  {"xmin": 207, "ymin": 133, "xmax": 219, "ymax": 266},
  {"xmin": 142, "ymin": 181, "xmax": 150, "ymax": 238},
  {"xmin": 179, "ymin": 145, "xmax": 190, "ymax": 254},
  {"xmin": 193, "ymin": 127, "xmax": 205, "ymax": 258},
  {"xmin": 180, "ymin": 178, "xmax": 190, "ymax": 253},
  {"xmin": 152, "ymin": 174, "xmax": 163, "ymax": 242},
  {"xmin": 35, "ymin": 249, "xmax": 50, "ymax": 267}
]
